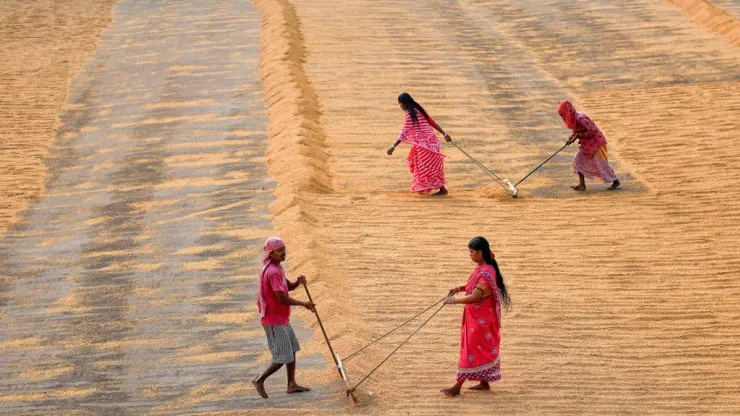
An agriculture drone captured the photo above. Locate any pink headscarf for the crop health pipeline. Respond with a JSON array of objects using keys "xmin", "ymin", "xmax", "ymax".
[
  {"xmin": 257, "ymin": 237, "xmax": 286, "ymax": 318},
  {"xmin": 557, "ymin": 101, "xmax": 577, "ymax": 130}
]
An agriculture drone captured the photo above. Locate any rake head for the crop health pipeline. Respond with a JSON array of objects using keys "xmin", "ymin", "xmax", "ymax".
[
  {"xmin": 336, "ymin": 354, "xmax": 357, "ymax": 406},
  {"xmin": 502, "ymin": 179, "xmax": 518, "ymax": 198}
]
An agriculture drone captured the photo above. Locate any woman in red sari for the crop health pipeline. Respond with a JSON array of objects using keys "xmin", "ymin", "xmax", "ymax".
[
  {"xmin": 387, "ymin": 93, "xmax": 452, "ymax": 195},
  {"xmin": 442, "ymin": 236, "xmax": 511, "ymax": 397},
  {"xmin": 558, "ymin": 101, "xmax": 621, "ymax": 191}
]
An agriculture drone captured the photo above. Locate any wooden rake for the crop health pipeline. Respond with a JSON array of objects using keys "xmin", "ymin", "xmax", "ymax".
[{"xmin": 303, "ymin": 282, "xmax": 357, "ymax": 406}]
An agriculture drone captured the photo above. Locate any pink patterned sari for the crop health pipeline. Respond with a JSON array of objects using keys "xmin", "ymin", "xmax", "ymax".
[
  {"xmin": 571, "ymin": 113, "xmax": 617, "ymax": 182},
  {"xmin": 559, "ymin": 101, "xmax": 617, "ymax": 183},
  {"xmin": 398, "ymin": 110, "xmax": 447, "ymax": 192},
  {"xmin": 457, "ymin": 264, "xmax": 502, "ymax": 382}
]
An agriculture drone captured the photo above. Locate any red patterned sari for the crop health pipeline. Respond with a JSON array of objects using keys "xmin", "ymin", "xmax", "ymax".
[
  {"xmin": 571, "ymin": 113, "xmax": 618, "ymax": 183},
  {"xmin": 457, "ymin": 264, "xmax": 502, "ymax": 382},
  {"xmin": 558, "ymin": 101, "xmax": 617, "ymax": 183},
  {"xmin": 398, "ymin": 110, "xmax": 447, "ymax": 192}
]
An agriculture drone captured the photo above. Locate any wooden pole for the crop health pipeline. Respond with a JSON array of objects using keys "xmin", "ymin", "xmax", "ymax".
[
  {"xmin": 303, "ymin": 282, "xmax": 357, "ymax": 405},
  {"xmin": 303, "ymin": 283, "xmax": 338, "ymax": 366}
]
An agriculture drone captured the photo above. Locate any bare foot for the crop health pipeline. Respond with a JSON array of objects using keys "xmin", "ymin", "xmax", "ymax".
[
  {"xmin": 608, "ymin": 180, "xmax": 621, "ymax": 190},
  {"xmin": 468, "ymin": 381, "xmax": 490, "ymax": 391},
  {"xmin": 433, "ymin": 187, "xmax": 449, "ymax": 196},
  {"xmin": 287, "ymin": 384, "xmax": 311, "ymax": 394},
  {"xmin": 571, "ymin": 185, "xmax": 586, "ymax": 191},
  {"xmin": 440, "ymin": 387, "xmax": 461, "ymax": 397},
  {"xmin": 252, "ymin": 377, "xmax": 268, "ymax": 399}
]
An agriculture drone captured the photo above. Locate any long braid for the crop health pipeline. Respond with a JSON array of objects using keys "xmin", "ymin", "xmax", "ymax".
[
  {"xmin": 398, "ymin": 92, "xmax": 431, "ymax": 126},
  {"xmin": 470, "ymin": 236, "xmax": 511, "ymax": 309}
]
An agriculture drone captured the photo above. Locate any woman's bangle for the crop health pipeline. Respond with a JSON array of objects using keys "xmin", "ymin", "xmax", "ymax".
[
  {"xmin": 391, "ymin": 143, "xmax": 397, "ymax": 149},
  {"xmin": 451, "ymin": 297, "xmax": 455, "ymax": 304}
]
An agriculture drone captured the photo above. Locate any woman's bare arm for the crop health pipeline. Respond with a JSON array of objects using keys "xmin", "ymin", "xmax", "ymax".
[
  {"xmin": 275, "ymin": 290, "xmax": 315, "ymax": 311},
  {"xmin": 444, "ymin": 288, "xmax": 484, "ymax": 305}
]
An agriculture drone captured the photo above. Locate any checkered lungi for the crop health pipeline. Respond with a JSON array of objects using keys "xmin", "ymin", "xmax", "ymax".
[{"xmin": 263, "ymin": 324, "xmax": 301, "ymax": 364}]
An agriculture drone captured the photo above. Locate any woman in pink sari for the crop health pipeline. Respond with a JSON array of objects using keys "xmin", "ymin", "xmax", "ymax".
[
  {"xmin": 387, "ymin": 93, "xmax": 452, "ymax": 195},
  {"xmin": 442, "ymin": 236, "xmax": 511, "ymax": 397},
  {"xmin": 558, "ymin": 101, "xmax": 621, "ymax": 191}
]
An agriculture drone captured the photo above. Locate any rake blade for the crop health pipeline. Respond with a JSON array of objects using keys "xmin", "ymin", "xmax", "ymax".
[
  {"xmin": 347, "ymin": 390, "xmax": 358, "ymax": 406},
  {"xmin": 336, "ymin": 354, "xmax": 357, "ymax": 406},
  {"xmin": 502, "ymin": 179, "xmax": 518, "ymax": 198}
]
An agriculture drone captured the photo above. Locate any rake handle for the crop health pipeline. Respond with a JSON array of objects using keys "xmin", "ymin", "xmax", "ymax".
[
  {"xmin": 514, "ymin": 142, "xmax": 569, "ymax": 187},
  {"xmin": 449, "ymin": 140, "xmax": 515, "ymax": 195},
  {"xmin": 303, "ymin": 283, "xmax": 340, "ymax": 368}
]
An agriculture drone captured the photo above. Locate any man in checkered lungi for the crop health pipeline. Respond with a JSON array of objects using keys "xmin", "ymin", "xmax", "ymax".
[{"xmin": 252, "ymin": 237, "xmax": 315, "ymax": 399}]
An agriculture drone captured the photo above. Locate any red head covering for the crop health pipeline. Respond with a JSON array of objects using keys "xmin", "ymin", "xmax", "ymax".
[
  {"xmin": 557, "ymin": 101, "xmax": 577, "ymax": 130},
  {"xmin": 262, "ymin": 237, "xmax": 285, "ymax": 267},
  {"xmin": 257, "ymin": 237, "xmax": 286, "ymax": 318}
]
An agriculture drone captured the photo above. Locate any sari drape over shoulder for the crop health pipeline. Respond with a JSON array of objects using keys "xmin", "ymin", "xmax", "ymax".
[
  {"xmin": 573, "ymin": 113, "xmax": 608, "ymax": 157},
  {"xmin": 398, "ymin": 110, "xmax": 447, "ymax": 192},
  {"xmin": 457, "ymin": 264, "xmax": 502, "ymax": 382}
]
